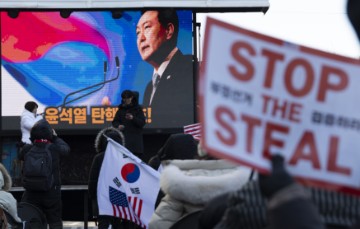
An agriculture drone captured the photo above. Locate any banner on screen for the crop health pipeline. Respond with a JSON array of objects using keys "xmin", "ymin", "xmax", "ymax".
[{"xmin": 1, "ymin": 10, "xmax": 194, "ymax": 130}]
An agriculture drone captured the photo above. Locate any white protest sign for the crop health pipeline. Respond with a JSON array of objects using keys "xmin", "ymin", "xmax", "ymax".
[{"xmin": 199, "ymin": 17, "xmax": 360, "ymax": 194}]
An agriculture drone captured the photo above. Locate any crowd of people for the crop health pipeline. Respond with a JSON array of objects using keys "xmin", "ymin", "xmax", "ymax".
[
  {"xmin": 13, "ymin": 96, "xmax": 360, "ymax": 229},
  {"xmin": 9, "ymin": 114, "xmax": 360, "ymax": 229},
  {"xmin": 10, "ymin": 100, "xmax": 360, "ymax": 229},
  {"xmin": 89, "ymin": 130, "xmax": 360, "ymax": 229},
  {"xmin": 2, "ymin": 1, "xmax": 360, "ymax": 229}
]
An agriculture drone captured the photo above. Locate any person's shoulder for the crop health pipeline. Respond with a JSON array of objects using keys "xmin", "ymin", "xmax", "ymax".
[
  {"xmin": 182, "ymin": 55, "xmax": 193, "ymax": 66},
  {"xmin": 20, "ymin": 144, "xmax": 33, "ymax": 156},
  {"xmin": 169, "ymin": 50, "xmax": 193, "ymax": 74},
  {"xmin": 134, "ymin": 104, "xmax": 144, "ymax": 110},
  {"xmin": 49, "ymin": 137, "xmax": 70, "ymax": 153},
  {"xmin": 21, "ymin": 110, "xmax": 32, "ymax": 119},
  {"xmin": 174, "ymin": 49, "xmax": 193, "ymax": 62},
  {"xmin": 92, "ymin": 152, "xmax": 105, "ymax": 163}
]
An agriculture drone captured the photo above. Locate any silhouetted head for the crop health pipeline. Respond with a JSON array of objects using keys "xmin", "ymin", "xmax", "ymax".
[
  {"xmin": 158, "ymin": 133, "xmax": 198, "ymax": 160},
  {"xmin": 30, "ymin": 119, "xmax": 53, "ymax": 142},
  {"xmin": 95, "ymin": 127, "xmax": 125, "ymax": 153},
  {"xmin": 121, "ymin": 90, "xmax": 133, "ymax": 99},
  {"xmin": 24, "ymin": 101, "xmax": 38, "ymax": 113},
  {"xmin": 121, "ymin": 90, "xmax": 139, "ymax": 106}
]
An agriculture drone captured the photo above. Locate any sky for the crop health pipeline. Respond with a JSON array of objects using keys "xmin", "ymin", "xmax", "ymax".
[{"xmin": 196, "ymin": 0, "xmax": 360, "ymax": 60}]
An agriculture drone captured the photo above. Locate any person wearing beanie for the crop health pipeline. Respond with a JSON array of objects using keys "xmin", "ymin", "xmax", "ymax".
[
  {"xmin": 147, "ymin": 133, "xmax": 199, "ymax": 209},
  {"xmin": 19, "ymin": 119, "xmax": 70, "ymax": 229},
  {"xmin": 112, "ymin": 90, "xmax": 146, "ymax": 159},
  {"xmin": 88, "ymin": 127, "xmax": 126, "ymax": 229},
  {"xmin": 148, "ymin": 133, "xmax": 198, "ymax": 171},
  {"xmin": 20, "ymin": 101, "xmax": 43, "ymax": 144},
  {"xmin": 148, "ymin": 142, "xmax": 252, "ymax": 229},
  {"xmin": 0, "ymin": 163, "xmax": 22, "ymax": 224}
]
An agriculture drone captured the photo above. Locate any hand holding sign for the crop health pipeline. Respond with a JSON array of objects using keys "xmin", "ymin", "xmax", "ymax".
[{"xmin": 259, "ymin": 155, "xmax": 294, "ymax": 199}]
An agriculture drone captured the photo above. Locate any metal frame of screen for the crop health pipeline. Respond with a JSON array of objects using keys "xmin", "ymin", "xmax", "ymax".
[{"xmin": 0, "ymin": 9, "xmax": 197, "ymax": 134}]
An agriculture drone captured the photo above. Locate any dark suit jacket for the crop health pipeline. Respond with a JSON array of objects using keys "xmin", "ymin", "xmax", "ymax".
[{"xmin": 143, "ymin": 50, "xmax": 194, "ymax": 128}]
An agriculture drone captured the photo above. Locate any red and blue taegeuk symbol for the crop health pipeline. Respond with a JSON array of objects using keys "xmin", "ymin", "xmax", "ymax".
[{"xmin": 121, "ymin": 163, "xmax": 140, "ymax": 183}]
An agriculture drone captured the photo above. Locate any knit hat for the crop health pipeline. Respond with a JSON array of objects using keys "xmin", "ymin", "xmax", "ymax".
[
  {"xmin": 30, "ymin": 119, "xmax": 53, "ymax": 142},
  {"xmin": 158, "ymin": 133, "xmax": 198, "ymax": 160}
]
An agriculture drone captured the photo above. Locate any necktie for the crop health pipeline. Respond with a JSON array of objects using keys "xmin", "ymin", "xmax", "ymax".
[
  {"xmin": 153, "ymin": 73, "xmax": 161, "ymax": 89},
  {"xmin": 150, "ymin": 73, "xmax": 161, "ymax": 105}
]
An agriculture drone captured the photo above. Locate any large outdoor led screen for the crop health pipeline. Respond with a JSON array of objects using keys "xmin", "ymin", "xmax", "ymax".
[{"xmin": 1, "ymin": 10, "xmax": 194, "ymax": 131}]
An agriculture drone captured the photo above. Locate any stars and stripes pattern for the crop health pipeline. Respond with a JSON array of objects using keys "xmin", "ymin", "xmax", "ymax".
[
  {"xmin": 184, "ymin": 123, "xmax": 201, "ymax": 140},
  {"xmin": 109, "ymin": 187, "xmax": 144, "ymax": 228}
]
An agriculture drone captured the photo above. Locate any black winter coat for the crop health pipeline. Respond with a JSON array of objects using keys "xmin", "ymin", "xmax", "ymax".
[
  {"xmin": 19, "ymin": 136, "xmax": 70, "ymax": 187},
  {"xmin": 88, "ymin": 152, "xmax": 104, "ymax": 201},
  {"xmin": 112, "ymin": 103, "xmax": 146, "ymax": 156}
]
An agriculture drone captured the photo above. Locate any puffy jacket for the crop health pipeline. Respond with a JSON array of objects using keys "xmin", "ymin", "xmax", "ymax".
[
  {"xmin": 0, "ymin": 163, "xmax": 22, "ymax": 222},
  {"xmin": 148, "ymin": 159, "xmax": 252, "ymax": 229},
  {"xmin": 20, "ymin": 109, "xmax": 42, "ymax": 144}
]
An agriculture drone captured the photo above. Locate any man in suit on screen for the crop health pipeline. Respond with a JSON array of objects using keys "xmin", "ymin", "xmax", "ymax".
[{"xmin": 136, "ymin": 9, "xmax": 194, "ymax": 128}]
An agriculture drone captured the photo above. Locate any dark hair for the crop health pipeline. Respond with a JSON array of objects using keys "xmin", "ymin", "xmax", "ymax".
[
  {"xmin": 24, "ymin": 101, "xmax": 38, "ymax": 112},
  {"xmin": 141, "ymin": 9, "xmax": 179, "ymax": 47},
  {"xmin": 121, "ymin": 90, "xmax": 140, "ymax": 106},
  {"xmin": 121, "ymin": 90, "xmax": 133, "ymax": 99}
]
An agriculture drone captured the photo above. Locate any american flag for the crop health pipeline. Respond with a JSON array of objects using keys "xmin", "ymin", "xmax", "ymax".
[
  {"xmin": 109, "ymin": 187, "xmax": 144, "ymax": 228},
  {"xmin": 184, "ymin": 123, "xmax": 201, "ymax": 140}
]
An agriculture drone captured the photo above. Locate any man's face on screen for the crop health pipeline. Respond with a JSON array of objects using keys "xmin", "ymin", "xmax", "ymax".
[{"xmin": 136, "ymin": 11, "xmax": 168, "ymax": 62}]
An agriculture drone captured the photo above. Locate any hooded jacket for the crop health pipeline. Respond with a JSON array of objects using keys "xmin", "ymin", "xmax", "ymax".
[
  {"xmin": 88, "ymin": 127, "xmax": 125, "ymax": 200},
  {"xmin": 20, "ymin": 119, "xmax": 70, "ymax": 188},
  {"xmin": 148, "ymin": 159, "xmax": 252, "ymax": 229},
  {"xmin": 0, "ymin": 163, "xmax": 22, "ymax": 222}
]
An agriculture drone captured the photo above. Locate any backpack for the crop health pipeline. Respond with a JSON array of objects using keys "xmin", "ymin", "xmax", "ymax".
[{"xmin": 23, "ymin": 144, "xmax": 54, "ymax": 191}]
